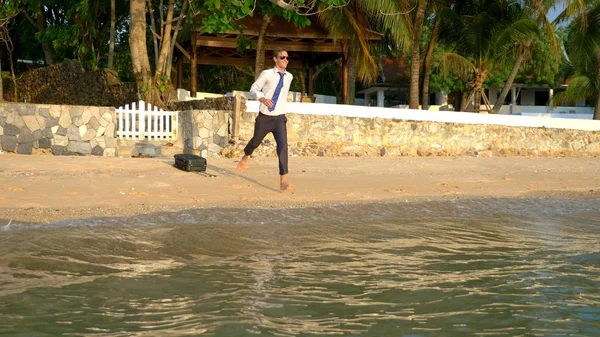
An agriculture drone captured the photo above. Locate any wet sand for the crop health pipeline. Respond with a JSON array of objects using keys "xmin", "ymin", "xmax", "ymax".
[{"xmin": 1, "ymin": 154, "xmax": 599, "ymax": 223}]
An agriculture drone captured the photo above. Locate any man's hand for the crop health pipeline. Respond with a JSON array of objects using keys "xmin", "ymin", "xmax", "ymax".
[{"xmin": 259, "ymin": 97, "xmax": 274, "ymax": 108}]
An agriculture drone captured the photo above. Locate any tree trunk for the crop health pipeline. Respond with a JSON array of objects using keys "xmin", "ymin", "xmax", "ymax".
[
  {"xmin": 492, "ymin": 52, "xmax": 524, "ymax": 114},
  {"xmin": 460, "ymin": 91, "xmax": 470, "ymax": 111},
  {"xmin": 155, "ymin": 0, "xmax": 175, "ymax": 80},
  {"xmin": 409, "ymin": 0, "xmax": 428, "ymax": 110},
  {"xmin": 36, "ymin": 8, "xmax": 54, "ymax": 65},
  {"xmin": 255, "ymin": 14, "xmax": 272, "ymax": 78},
  {"xmin": 107, "ymin": 0, "xmax": 116, "ymax": 68},
  {"xmin": 474, "ymin": 89, "xmax": 481, "ymax": 113},
  {"xmin": 421, "ymin": 14, "xmax": 440, "ymax": 110},
  {"xmin": 130, "ymin": 0, "xmax": 153, "ymax": 102},
  {"xmin": 147, "ymin": 0, "xmax": 159, "ymax": 62},
  {"xmin": 0, "ymin": 58, "xmax": 3, "ymax": 102},
  {"xmin": 471, "ymin": 70, "xmax": 487, "ymax": 113},
  {"xmin": 167, "ymin": 0, "xmax": 188, "ymax": 80},
  {"xmin": 347, "ymin": 50, "xmax": 356, "ymax": 105},
  {"xmin": 341, "ymin": 46, "xmax": 349, "ymax": 104},
  {"xmin": 594, "ymin": 50, "xmax": 600, "ymax": 120}
]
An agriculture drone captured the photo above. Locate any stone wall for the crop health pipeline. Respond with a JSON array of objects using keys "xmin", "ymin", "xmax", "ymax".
[
  {"xmin": 174, "ymin": 96, "xmax": 240, "ymax": 157},
  {"xmin": 0, "ymin": 102, "xmax": 117, "ymax": 156},
  {"xmin": 2, "ymin": 99, "xmax": 599, "ymax": 159},
  {"xmin": 228, "ymin": 111, "xmax": 600, "ymax": 158},
  {"xmin": 180, "ymin": 110, "xmax": 231, "ymax": 157}
]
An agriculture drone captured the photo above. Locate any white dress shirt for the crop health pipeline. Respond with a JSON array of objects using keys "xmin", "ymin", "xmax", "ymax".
[{"xmin": 250, "ymin": 67, "xmax": 294, "ymax": 116}]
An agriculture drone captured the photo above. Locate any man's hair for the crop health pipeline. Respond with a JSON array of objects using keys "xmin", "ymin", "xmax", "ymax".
[{"xmin": 273, "ymin": 47, "xmax": 287, "ymax": 58}]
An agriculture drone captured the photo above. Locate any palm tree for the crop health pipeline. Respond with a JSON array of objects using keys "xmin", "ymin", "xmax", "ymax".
[
  {"xmin": 437, "ymin": 0, "xmax": 536, "ymax": 113},
  {"xmin": 107, "ymin": 0, "xmax": 116, "ymax": 69},
  {"xmin": 552, "ymin": 2, "xmax": 600, "ymax": 120},
  {"xmin": 318, "ymin": 0, "xmax": 411, "ymax": 103},
  {"xmin": 490, "ymin": 14, "xmax": 542, "ymax": 113},
  {"xmin": 421, "ymin": 1, "xmax": 457, "ymax": 110}
]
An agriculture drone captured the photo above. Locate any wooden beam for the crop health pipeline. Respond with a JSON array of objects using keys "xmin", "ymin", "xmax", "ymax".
[
  {"xmin": 193, "ymin": 56, "xmax": 303, "ymax": 69},
  {"xmin": 176, "ymin": 57, "xmax": 183, "ymax": 89},
  {"xmin": 308, "ymin": 67, "xmax": 314, "ymax": 97},
  {"xmin": 194, "ymin": 36, "xmax": 343, "ymax": 53},
  {"xmin": 341, "ymin": 43, "xmax": 349, "ymax": 104}
]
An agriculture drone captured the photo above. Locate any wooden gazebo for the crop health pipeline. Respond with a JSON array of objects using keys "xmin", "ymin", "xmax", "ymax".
[{"xmin": 176, "ymin": 14, "xmax": 381, "ymax": 103}]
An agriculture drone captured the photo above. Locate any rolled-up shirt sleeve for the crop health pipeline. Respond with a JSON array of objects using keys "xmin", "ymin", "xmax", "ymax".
[{"xmin": 250, "ymin": 70, "xmax": 268, "ymax": 100}]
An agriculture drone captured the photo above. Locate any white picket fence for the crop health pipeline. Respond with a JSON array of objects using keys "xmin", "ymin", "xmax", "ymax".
[{"xmin": 116, "ymin": 100, "xmax": 178, "ymax": 140}]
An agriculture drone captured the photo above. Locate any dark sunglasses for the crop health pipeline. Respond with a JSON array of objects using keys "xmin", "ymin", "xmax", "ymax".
[{"xmin": 279, "ymin": 56, "xmax": 289, "ymax": 60}]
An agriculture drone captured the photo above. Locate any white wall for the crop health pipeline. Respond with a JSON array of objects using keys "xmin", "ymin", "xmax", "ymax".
[
  {"xmin": 178, "ymin": 88, "xmax": 598, "ymax": 130},
  {"xmin": 244, "ymin": 101, "xmax": 600, "ymax": 131}
]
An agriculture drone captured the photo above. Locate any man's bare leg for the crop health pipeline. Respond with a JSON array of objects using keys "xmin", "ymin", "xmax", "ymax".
[
  {"xmin": 236, "ymin": 155, "xmax": 249, "ymax": 174},
  {"xmin": 280, "ymin": 174, "xmax": 294, "ymax": 191}
]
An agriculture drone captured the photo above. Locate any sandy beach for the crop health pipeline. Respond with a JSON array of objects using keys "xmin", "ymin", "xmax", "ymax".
[{"xmin": 1, "ymin": 154, "xmax": 599, "ymax": 223}]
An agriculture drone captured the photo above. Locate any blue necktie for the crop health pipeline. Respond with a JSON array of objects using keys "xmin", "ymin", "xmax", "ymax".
[{"xmin": 269, "ymin": 72, "xmax": 285, "ymax": 112}]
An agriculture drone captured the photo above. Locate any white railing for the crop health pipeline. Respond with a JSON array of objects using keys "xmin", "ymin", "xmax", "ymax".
[{"xmin": 116, "ymin": 100, "xmax": 178, "ymax": 140}]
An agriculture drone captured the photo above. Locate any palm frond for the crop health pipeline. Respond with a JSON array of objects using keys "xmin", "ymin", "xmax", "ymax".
[
  {"xmin": 551, "ymin": 75, "xmax": 593, "ymax": 107},
  {"xmin": 435, "ymin": 52, "xmax": 475, "ymax": 80}
]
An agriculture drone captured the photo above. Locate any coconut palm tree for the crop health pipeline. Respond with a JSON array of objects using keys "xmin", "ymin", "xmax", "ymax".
[
  {"xmin": 437, "ymin": 0, "xmax": 537, "ymax": 113},
  {"xmin": 318, "ymin": 0, "xmax": 412, "ymax": 103},
  {"xmin": 421, "ymin": 1, "xmax": 457, "ymax": 110},
  {"xmin": 490, "ymin": 0, "xmax": 565, "ymax": 113},
  {"xmin": 490, "ymin": 13, "xmax": 543, "ymax": 113},
  {"xmin": 552, "ymin": 2, "xmax": 600, "ymax": 120}
]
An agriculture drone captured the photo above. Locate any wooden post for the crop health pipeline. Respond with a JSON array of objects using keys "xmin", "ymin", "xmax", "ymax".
[
  {"xmin": 190, "ymin": 32, "xmax": 197, "ymax": 97},
  {"xmin": 176, "ymin": 57, "xmax": 183, "ymax": 89},
  {"xmin": 341, "ymin": 54, "xmax": 349, "ymax": 104},
  {"xmin": 308, "ymin": 66, "xmax": 314, "ymax": 97},
  {"xmin": 231, "ymin": 93, "xmax": 243, "ymax": 142}
]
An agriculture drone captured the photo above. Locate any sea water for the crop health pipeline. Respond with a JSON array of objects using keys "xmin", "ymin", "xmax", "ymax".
[{"xmin": 0, "ymin": 198, "xmax": 599, "ymax": 336}]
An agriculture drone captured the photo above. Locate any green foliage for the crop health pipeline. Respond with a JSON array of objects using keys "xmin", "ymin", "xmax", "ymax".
[
  {"xmin": 5, "ymin": 0, "xmax": 129, "ymax": 71},
  {"xmin": 552, "ymin": 2, "xmax": 600, "ymax": 112},
  {"xmin": 194, "ymin": 0, "xmax": 254, "ymax": 34},
  {"xmin": 429, "ymin": 72, "xmax": 468, "ymax": 93},
  {"xmin": 195, "ymin": 65, "xmax": 255, "ymax": 93},
  {"xmin": 514, "ymin": 38, "xmax": 562, "ymax": 86},
  {"xmin": 236, "ymin": 34, "xmax": 255, "ymax": 54}
]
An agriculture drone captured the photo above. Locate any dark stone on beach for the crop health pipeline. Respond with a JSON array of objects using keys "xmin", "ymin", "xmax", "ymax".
[
  {"xmin": 1, "ymin": 135, "xmax": 16, "ymax": 152},
  {"xmin": 4, "ymin": 124, "xmax": 20, "ymax": 136},
  {"xmin": 52, "ymin": 145, "xmax": 66, "ymax": 155},
  {"xmin": 38, "ymin": 138, "xmax": 52, "ymax": 149},
  {"xmin": 17, "ymin": 142, "xmax": 33, "ymax": 154},
  {"xmin": 17, "ymin": 129, "xmax": 34, "ymax": 144},
  {"xmin": 91, "ymin": 145, "xmax": 104, "ymax": 156}
]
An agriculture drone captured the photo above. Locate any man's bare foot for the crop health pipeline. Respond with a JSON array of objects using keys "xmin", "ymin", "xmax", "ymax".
[
  {"xmin": 280, "ymin": 182, "xmax": 294, "ymax": 191},
  {"xmin": 280, "ymin": 175, "xmax": 294, "ymax": 191},
  {"xmin": 236, "ymin": 155, "xmax": 249, "ymax": 174}
]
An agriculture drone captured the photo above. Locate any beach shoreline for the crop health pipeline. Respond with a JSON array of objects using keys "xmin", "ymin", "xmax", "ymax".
[{"xmin": 1, "ymin": 154, "xmax": 599, "ymax": 224}]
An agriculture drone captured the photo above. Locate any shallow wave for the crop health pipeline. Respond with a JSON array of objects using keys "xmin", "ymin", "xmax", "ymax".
[{"xmin": 0, "ymin": 198, "xmax": 599, "ymax": 336}]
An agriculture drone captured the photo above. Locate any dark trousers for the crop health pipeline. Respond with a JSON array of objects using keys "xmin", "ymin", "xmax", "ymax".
[{"xmin": 244, "ymin": 113, "xmax": 289, "ymax": 175}]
